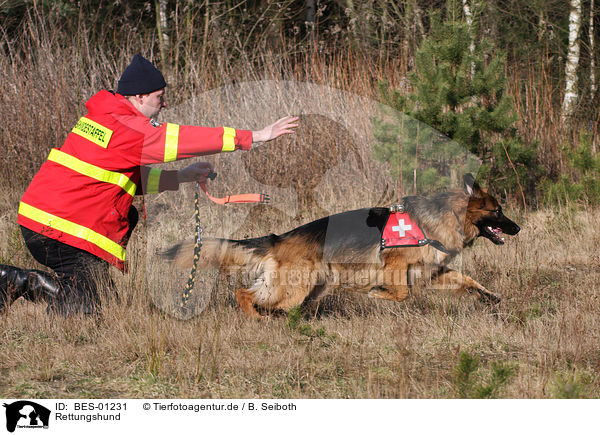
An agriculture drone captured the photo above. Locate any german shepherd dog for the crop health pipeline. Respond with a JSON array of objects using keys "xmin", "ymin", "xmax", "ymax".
[{"xmin": 164, "ymin": 174, "xmax": 520, "ymax": 319}]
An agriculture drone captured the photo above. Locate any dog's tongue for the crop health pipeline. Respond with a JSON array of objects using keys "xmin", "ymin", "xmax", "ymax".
[{"xmin": 491, "ymin": 227, "xmax": 505, "ymax": 243}]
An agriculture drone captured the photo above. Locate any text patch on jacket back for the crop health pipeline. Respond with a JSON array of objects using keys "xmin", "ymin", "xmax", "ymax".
[{"xmin": 71, "ymin": 117, "xmax": 113, "ymax": 148}]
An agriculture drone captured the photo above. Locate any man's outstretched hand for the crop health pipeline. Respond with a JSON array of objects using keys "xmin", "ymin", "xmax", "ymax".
[{"xmin": 252, "ymin": 116, "xmax": 299, "ymax": 143}]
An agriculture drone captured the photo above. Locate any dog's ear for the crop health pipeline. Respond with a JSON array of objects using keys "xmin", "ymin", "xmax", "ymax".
[{"xmin": 463, "ymin": 173, "xmax": 482, "ymax": 197}]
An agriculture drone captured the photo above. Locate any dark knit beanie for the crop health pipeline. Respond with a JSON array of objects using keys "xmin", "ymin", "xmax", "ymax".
[{"xmin": 117, "ymin": 54, "xmax": 166, "ymax": 95}]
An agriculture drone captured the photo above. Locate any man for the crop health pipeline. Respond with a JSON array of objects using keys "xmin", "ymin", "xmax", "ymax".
[{"xmin": 0, "ymin": 54, "xmax": 298, "ymax": 316}]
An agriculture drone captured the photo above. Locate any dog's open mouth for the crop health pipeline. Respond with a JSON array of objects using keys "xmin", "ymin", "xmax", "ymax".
[{"xmin": 482, "ymin": 226, "xmax": 505, "ymax": 245}]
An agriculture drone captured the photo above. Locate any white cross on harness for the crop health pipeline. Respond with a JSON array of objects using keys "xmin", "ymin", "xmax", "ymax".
[{"xmin": 392, "ymin": 219, "xmax": 412, "ymax": 237}]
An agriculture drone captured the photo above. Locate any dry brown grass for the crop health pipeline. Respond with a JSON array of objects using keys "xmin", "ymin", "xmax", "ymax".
[{"xmin": 1, "ymin": 206, "xmax": 600, "ymax": 399}]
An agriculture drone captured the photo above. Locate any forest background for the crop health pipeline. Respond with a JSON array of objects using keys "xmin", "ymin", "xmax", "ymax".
[{"xmin": 2, "ymin": 0, "xmax": 600, "ymax": 207}]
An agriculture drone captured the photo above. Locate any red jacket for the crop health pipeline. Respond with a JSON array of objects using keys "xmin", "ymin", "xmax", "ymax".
[{"xmin": 18, "ymin": 90, "xmax": 252, "ymax": 271}]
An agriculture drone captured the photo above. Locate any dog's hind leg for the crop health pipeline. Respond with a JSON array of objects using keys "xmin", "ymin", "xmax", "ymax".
[
  {"xmin": 367, "ymin": 285, "xmax": 409, "ymax": 302},
  {"xmin": 235, "ymin": 288, "xmax": 263, "ymax": 319},
  {"xmin": 300, "ymin": 283, "xmax": 327, "ymax": 313},
  {"xmin": 367, "ymin": 261, "xmax": 410, "ymax": 303},
  {"xmin": 429, "ymin": 268, "xmax": 501, "ymax": 304}
]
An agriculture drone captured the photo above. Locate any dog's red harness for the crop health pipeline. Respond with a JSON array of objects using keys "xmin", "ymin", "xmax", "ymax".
[
  {"xmin": 382, "ymin": 212, "xmax": 429, "ymax": 249},
  {"xmin": 381, "ymin": 208, "xmax": 450, "ymax": 254}
]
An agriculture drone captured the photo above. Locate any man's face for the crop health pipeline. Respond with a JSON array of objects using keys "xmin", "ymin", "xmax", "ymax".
[{"xmin": 138, "ymin": 88, "xmax": 166, "ymax": 119}]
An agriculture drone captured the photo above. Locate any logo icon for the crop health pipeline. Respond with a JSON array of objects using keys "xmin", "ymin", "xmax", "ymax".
[{"xmin": 3, "ymin": 401, "xmax": 50, "ymax": 433}]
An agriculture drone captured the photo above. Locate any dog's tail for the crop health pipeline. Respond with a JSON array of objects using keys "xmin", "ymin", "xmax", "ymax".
[{"xmin": 159, "ymin": 235, "xmax": 276, "ymax": 270}]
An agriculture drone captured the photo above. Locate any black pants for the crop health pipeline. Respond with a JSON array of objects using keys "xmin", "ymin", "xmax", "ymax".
[{"xmin": 19, "ymin": 206, "xmax": 138, "ymax": 315}]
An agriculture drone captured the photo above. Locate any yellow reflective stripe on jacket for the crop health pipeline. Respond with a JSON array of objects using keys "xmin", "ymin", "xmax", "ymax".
[
  {"xmin": 222, "ymin": 127, "xmax": 236, "ymax": 152},
  {"xmin": 18, "ymin": 202, "xmax": 126, "ymax": 261},
  {"xmin": 164, "ymin": 123, "xmax": 180, "ymax": 162},
  {"xmin": 47, "ymin": 149, "xmax": 137, "ymax": 197},
  {"xmin": 71, "ymin": 117, "xmax": 113, "ymax": 148},
  {"xmin": 146, "ymin": 168, "xmax": 162, "ymax": 194}
]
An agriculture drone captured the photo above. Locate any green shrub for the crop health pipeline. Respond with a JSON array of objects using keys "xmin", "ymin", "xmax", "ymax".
[{"xmin": 453, "ymin": 351, "xmax": 518, "ymax": 399}]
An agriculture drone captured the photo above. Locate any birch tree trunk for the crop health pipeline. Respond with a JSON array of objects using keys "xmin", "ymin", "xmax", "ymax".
[
  {"xmin": 413, "ymin": 0, "xmax": 425, "ymax": 42},
  {"xmin": 344, "ymin": 0, "xmax": 359, "ymax": 48},
  {"xmin": 562, "ymin": 0, "xmax": 582, "ymax": 118},
  {"xmin": 462, "ymin": 0, "xmax": 476, "ymax": 78},
  {"xmin": 155, "ymin": 0, "xmax": 170, "ymax": 68},
  {"xmin": 590, "ymin": 0, "xmax": 596, "ymax": 96},
  {"xmin": 200, "ymin": 1, "xmax": 211, "ymax": 71},
  {"xmin": 306, "ymin": 0, "xmax": 316, "ymax": 50},
  {"xmin": 591, "ymin": 0, "xmax": 598, "ymax": 155},
  {"xmin": 306, "ymin": 0, "xmax": 316, "ymax": 24},
  {"xmin": 401, "ymin": 0, "xmax": 424, "ymax": 68}
]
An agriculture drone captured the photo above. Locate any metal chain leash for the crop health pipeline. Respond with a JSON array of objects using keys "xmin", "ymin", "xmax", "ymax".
[
  {"xmin": 178, "ymin": 171, "xmax": 267, "ymax": 311},
  {"xmin": 179, "ymin": 182, "xmax": 204, "ymax": 309}
]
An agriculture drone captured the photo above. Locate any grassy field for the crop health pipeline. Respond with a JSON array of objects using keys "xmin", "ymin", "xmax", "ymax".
[{"xmin": 1, "ymin": 203, "xmax": 599, "ymax": 399}]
